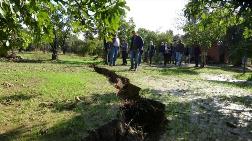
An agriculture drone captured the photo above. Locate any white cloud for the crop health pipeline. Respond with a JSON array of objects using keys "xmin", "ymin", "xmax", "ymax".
[{"xmin": 126, "ymin": 0, "xmax": 188, "ymax": 35}]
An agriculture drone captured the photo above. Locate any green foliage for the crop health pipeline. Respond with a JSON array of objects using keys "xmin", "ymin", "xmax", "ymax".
[
  {"xmin": 183, "ymin": 7, "xmax": 234, "ymax": 49},
  {"xmin": 65, "ymin": 35, "xmax": 103, "ymax": 56},
  {"xmin": 137, "ymin": 28, "xmax": 173, "ymax": 49},
  {"xmin": 117, "ymin": 17, "xmax": 136, "ymax": 43},
  {"xmin": 184, "ymin": 0, "xmax": 252, "ymax": 39},
  {"xmin": 0, "ymin": 0, "xmax": 128, "ymax": 56}
]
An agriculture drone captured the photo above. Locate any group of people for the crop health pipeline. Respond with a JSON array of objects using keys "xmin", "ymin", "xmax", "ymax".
[
  {"xmin": 105, "ymin": 30, "xmax": 201, "ymax": 71},
  {"xmin": 147, "ymin": 39, "xmax": 186, "ymax": 66},
  {"xmin": 105, "ymin": 31, "xmax": 144, "ymax": 71}
]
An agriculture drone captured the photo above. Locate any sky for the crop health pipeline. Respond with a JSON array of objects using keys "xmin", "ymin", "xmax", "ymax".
[{"xmin": 126, "ymin": 0, "xmax": 189, "ymax": 35}]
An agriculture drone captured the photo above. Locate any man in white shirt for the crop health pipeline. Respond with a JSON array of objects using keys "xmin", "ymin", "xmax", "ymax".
[{"xmin": 109, "ymin": 35, "xmax": 120, "ymax": 66}]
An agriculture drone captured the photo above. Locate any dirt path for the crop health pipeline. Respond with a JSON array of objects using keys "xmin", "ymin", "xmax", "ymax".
[{"xmin": 114, "ymin": 66, "xmax": 252, "ymax": 140}]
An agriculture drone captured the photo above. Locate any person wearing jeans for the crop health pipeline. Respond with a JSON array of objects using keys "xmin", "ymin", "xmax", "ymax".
[
  {"xmin": 130, "ymin": 31, "xmax": 144, "ymax": 71},
  {"xmin": 109, "ymin": 35, "xmax": 120, "ymax": 66},
  {"xmin": 130, "ymin": 50, "xmax": 139, "ymax": 70},
  {"xmin": 148, "ymin": 41, "xmax": 155, "ymax": 65},
  {"xmin": 175, "ymin": 40, "xmax": 185, "ymax": 66},
  {"xmin": 121, "ymin": 40, "xmax": 128, "ymax": 65},
  {"xmin": 138, "ymin": 46, "xmax": 144, "ymax": 66}
]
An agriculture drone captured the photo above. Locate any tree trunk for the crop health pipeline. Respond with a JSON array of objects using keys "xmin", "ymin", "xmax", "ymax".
[
  {"xmin": 52, "ymin": 35, "xmax": 58, "ymax": 60},
  {"xmin": 0, "ymin": 46, "xmax": 9, "ymax": 57},
  {"xmin": 62, "ymin": 39, "xmax": 66, "ymax": 55},
  {"xmin": 103, "ymin": 38, "xmax": 108, "ymax": 64},
  {"xmin": 201, "ymin": 49, "xmax": 207, "ymax": 68}
]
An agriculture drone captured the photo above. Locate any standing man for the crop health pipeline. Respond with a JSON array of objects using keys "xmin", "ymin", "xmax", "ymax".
[
  {"xmin": 148, "ymin": 41, "xmax": 156, "ymax": 66},
  {"xmin": 130, "ymin": 31, "xmax": 144, "ymax": 71},
  {"xmin": 194, "ymin": 44, "xmax": 201, "ymax": 67},
  {"xmin": 160, "ymin": 42, "xmax": 165, "ymax": 65},
  {"xmin": 175, "ymin": 40, "xmax": 185, "ymax": 66},
  {"xmin": 138, "ymin": 41, "xmax": 144, "ymax": 66},
  {"xmin": 121, "ymin": 39, "xmax": 128, "ymax": 65},
  {"xmin": 164, "ymin": 42, "xmax": 171, "ymax": 66},
  {"xmin": 110, "ymin": 34, "xmax": 120, "ymax": 66}
]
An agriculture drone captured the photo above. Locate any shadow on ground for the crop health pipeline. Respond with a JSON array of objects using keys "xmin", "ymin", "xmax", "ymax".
[
  {"xmin": 143, "ymin": 66, "xmax": 199, "ymax": 76},
  {"xmin": 55, "ymin": 60, "xmax": 102, "ymax": 65},
  {"xmin": 207, "ymin": 80, "xmax": 252, "ymax": 89},
  {"xmin": 0, "ymin": 92, "xmax": 37, "ymax": 105},
  {"xmin": 207, "ymin": 65, "xmax": 252, "ymax": 73},
  {"xmin": 0, "ymin": 93, "xmax": 119, "ymax": 141},
  {"xmin": 37, "ymin": 93, "xmax": 119, "ymax": 141},
  {"xmin": 218, "ymin": 95, "xmax": 252, "ymax": 108},
  {"xmin": 10, "ymin": 58, "xmax": 103, "ymax": 66},
  {"xmin": 0, "ymin": 124, "xmax": 47, "ymax": 141},
  {"xmin": 140, "ymin": 88, "xmax": 252, "ymax": 140}
]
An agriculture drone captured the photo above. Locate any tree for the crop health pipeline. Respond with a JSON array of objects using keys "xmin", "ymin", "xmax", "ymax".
[
  {"xmin": 184, "ymin": 0, "xmax": 252, "ymax": 67},
  {"xmin": 183, "ymin": 0, "xmax": 242, "ymax": 67},
  {"xmin": 184, "ymin": 0, "xmax": 252, "ymax": 38},
  {"xmin": 0, "ymin": 0, "xmax": 128, "ymax": 58},
  {"xmin": 117, "ymin": 17, "xmax": 136, "ymax": 43}
]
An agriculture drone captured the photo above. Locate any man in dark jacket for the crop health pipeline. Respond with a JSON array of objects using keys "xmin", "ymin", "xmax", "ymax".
[
  {"xmin": 147, "ymin": 41, "xmax": 156, "ymax": 66},
  {"xmin": 175, "ymin": 40, "xmax": 185, "ymax": 66},
  {"xmin": 121, "ymin": 40, "xmax": 128, "ymax": 65},
  {"xmin": 130, "ymin": 31, "xmax": 144, "ymax": 71},
  {"xmin": 194, "ymin": 45, "xmax": 201, "ymax": 67}
]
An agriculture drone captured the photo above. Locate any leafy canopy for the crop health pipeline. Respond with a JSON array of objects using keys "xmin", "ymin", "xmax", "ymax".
[{"xmin": 0, "ymin": 0, "xmax": 128, "ymax": 49}]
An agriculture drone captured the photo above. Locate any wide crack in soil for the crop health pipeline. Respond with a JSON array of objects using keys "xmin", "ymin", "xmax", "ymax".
[{"xmin": 83, "ymin": 66, "xmax": 167, "ymax": 141}]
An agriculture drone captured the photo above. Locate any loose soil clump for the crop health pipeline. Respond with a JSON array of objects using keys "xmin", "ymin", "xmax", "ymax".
[{"xmin": 83, "ymin": 66, "xmax": 167, "ymax": 141}]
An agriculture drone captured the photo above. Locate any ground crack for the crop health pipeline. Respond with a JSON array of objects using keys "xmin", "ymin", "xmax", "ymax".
[{"xmin": 83, "ymin": 66, "xmax": 167, "ymax": 141}]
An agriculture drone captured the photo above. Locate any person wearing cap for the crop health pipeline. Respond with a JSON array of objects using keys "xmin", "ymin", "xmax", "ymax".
[{"xmin": 130, "ymin": 31, "xmax": 144, "ymax": 71}]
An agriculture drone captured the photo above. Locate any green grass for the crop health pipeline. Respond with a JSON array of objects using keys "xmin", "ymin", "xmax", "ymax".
[
  {"xmin": 1, "ymin": 52, "xmax": 252, "ymax": 140},
  {"xmin": 0, "ymin": 53, "xmax": 118, "ymax": 141},
  {"xmin": 102, "ymin": 64, "xmax": 252, "ymax": 140},
  {"xmin": 18, "ymin": 51, "xmax": 103, "ymax": 65},
  {"xmin": 235, "ymin": 73, "xmax": 252, "ymax": 81}
]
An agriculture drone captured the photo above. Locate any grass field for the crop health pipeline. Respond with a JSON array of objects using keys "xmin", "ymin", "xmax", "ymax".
[
  {"xmin": 0, "ymin": 52, "xmax": 252, "ymax": 141},
  {"xmin": 0, "ymin": 52, "xmax": 118, "ymax": 141}
]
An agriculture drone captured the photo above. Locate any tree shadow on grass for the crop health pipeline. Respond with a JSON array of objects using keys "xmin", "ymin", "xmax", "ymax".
[
  {"xmin": 206, "ymin": 65, "xmax": 252, "ymax": 73},
  {"xmin": 218, "ymin": 95, "xmax": 252, "ymax": 108},
  {"xmin": 141, "ymin": 89, "xmax": 252, "ymax": 140},
  {"xmin": 158, "ymin": 67, "xmax": 199, "ymax": 76},
  {"xmin": 167, "ymin": 97, "xmax": 251, "ymax": 140},
  {"xmin": 54, "ymin": 60, "xmax": 103, "ymax": 66},
  {"xmin": 0, "ymin": 124, "xmax": 46, "ymax": 141},
  {"xmin": 37, "ymin": 93, "xmax": 120, "ymax": 141},
  {"xmin": 0, "ymin": 92, "xmax": 37, "ymax": 105},
  {"xmin": 15, "ymin": 59, "xmax": 48, "ymax": 63},
  {"xmin": 10, "ymin": 58, "xmax": 103, "ymax": 66},
  {"xmin": 207, "ymin": 80, "xmax": 252, "ymax": 90}
]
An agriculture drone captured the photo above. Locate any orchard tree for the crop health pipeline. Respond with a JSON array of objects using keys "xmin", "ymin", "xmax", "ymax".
[
  {"xmin": 184, "ymin": 0, "xmax": 252, "ymax": 38},
  {"xmin": 184, "ymin": 0, "xmax": 240, "ymax": 67},
  {"xmin": 0, "ymin": 0, "xmax": 128, "ymax": 59},
  {"xmin": 118, "ymin": 17, "xmax": 136, "ymax": 43}
]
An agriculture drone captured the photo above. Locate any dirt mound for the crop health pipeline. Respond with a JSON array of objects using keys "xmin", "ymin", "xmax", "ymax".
[
  {"xmin": 84, "ymin": 66, "xmax": 167, "ymax": 141},
  {"xmin": 83, "ymin": 119, "xmax": 144, "ymax": 141},
  {"xmin": 120, "ymin": 98, "xmax": 166, "ymax": 133},
  {"xmin": 83, "ymin": 98, "xmax": 166, "ymax": 141},
  {"xmin": 93, "ymin": 66, "xmax": 141, "ymax": 100}
]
